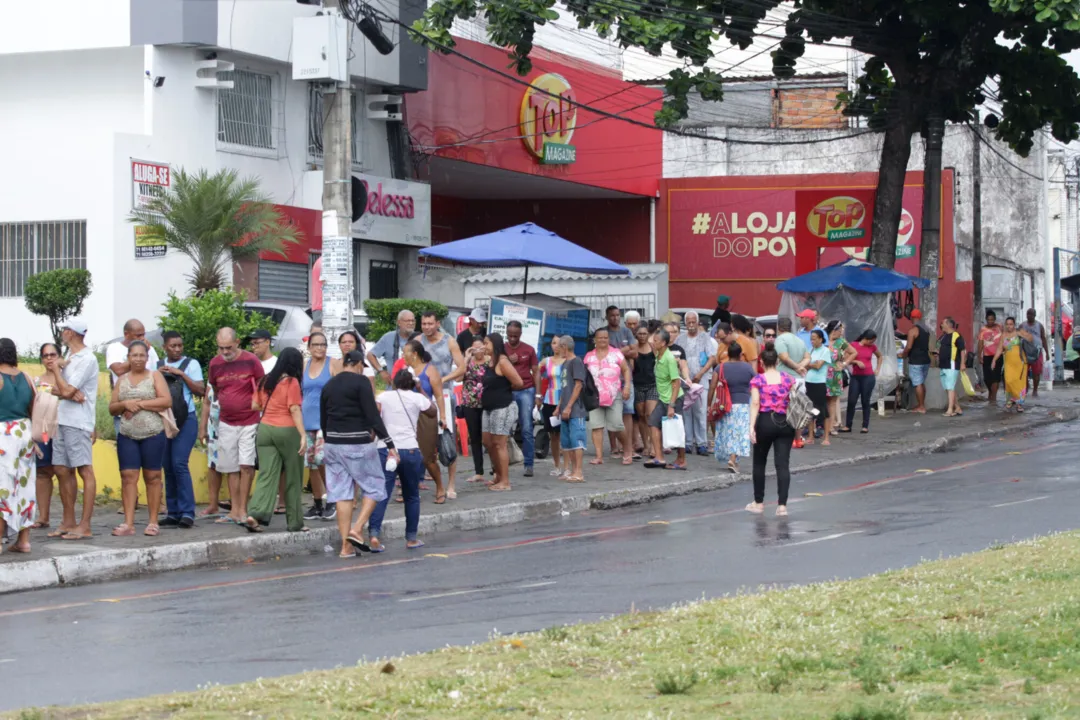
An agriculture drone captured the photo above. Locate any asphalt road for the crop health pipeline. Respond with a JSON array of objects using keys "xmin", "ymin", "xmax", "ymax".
[{"xmin": 3, "ymin": 422, "xmax": 1078, "ymax": 712}]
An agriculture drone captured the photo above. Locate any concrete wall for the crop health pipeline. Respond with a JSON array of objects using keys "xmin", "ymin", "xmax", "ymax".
[{"xmin": 0, "ymin": 0, "xmax": 131, "ymax": 55}]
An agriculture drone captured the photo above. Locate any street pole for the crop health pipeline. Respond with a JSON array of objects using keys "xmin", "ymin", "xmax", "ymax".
[
  {"xmin": 919, "ymin": 113, "xmax": 944, "ymax": 331},
  {"xmin": 319, "ymin": 0, "xmax": 354, "ymax": 351},
  {"xmin": 972, "ymin": 114, "xmax": 983, "ymax": 345}
]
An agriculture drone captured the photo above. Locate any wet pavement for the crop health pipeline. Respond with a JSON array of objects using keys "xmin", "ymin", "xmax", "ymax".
[
  {"xmin": 4, "ymin": 387, "xmax": 1078, "ymax": 569},
  {"xmin": 2, "ymin": 419, "xmax": 1078, "ymax": 712}
]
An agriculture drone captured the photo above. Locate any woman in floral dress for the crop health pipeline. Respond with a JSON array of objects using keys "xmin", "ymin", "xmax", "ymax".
[
  {"xmin": 824, "ymin": 320, "xmax": 857, "ymax": 436},
  {"xmin": 461, "ymin": 339, "xmax": 487, "ymax": 483},
  {"xmin": 0, "ymin": 338, "xmax": 38, "ymax": 555}
]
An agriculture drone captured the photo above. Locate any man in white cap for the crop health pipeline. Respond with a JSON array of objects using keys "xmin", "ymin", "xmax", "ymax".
[
  {"xmin": 43, "ymin": 318, "xmax": 99, "ymax": 540},
  {"xmin": 456, "ymin": 307, "xmax": 487, "ymax": 353}
]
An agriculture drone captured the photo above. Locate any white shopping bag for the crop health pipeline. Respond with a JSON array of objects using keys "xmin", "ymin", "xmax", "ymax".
[
  {"xmin": 661, "ymin": 414, "xmax": 685, "ymax": 450},
  {"xmin": 532, "ymin": 405, "xmax": 543, "ymax": 424}
]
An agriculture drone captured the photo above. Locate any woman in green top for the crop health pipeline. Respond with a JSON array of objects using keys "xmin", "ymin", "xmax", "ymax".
[
  {"xmin": 0, "ymin": 338, "xmax": 38, "ymax": 556},
  {"xmin": 824, "ymin": 320, "xmax": 857, "ymax": 436}
]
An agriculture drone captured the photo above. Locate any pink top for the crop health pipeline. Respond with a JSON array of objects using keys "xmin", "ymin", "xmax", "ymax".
[
  {"xmin": 583, "ymin": 348, "xmax": 626, "ymax": 408},
  {"xmin": 979, "ymin": 325, "xmax": 1002, "ymax": 356},
  {"xmin": 751, "ymin": 373, "xmax": 794, "ymax": 414},
  {"xmin": 851, "ymin": 343, "xmax": 877, "ymax": 376}
]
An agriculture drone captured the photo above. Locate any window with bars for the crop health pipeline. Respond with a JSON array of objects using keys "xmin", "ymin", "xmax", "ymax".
[
  {"xmin": 218, "ymin": 69, "xmax": 275, "ymax": 150},
  {"xmin": 369, "ymin": 260, "xmax": 399, "ymax": 300},
  {"xmin": 0, "ymin": 221, "xmax": 87, "ymax": 297},
  {"xmin": 307, "ymin": 84, "xmax": 362, "ymax": 166}
]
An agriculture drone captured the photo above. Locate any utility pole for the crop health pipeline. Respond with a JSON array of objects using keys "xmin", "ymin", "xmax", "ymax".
[
  {"xmin": 971, "ymin": 113, "xmax": 983, "ymax": 344},
  {"xmin": 919, "ymin": 113, "xmax": 945, "ymax": 331},
  {"xmin": 319, "ymin": 0, "xmax": 354, "ymax": 350}
]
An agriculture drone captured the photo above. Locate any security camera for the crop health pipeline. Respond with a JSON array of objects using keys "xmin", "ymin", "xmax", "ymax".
[{"xmin": 153, "ymin": 76, "xmax": 165, "ymax": 88}]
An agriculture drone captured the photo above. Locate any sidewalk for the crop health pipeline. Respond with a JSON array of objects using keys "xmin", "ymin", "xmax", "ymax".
[{"xmin": 3, "ymin": 388, "xmax": 1078, "ymax": 594}]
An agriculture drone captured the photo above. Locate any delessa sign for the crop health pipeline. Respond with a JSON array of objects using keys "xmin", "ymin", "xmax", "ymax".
[
  {"xmin": 349, "ymin": 173, "xmax": 432, "ymax": 248},
  {"xmin": 356, "ymin": 178, "xmax": 415, "ymax": 219},
  {"xmin": 667, "ymin": 184, "xmax": 922, "ymax": 281},
  {"xmin": 519, "ymin": 73, "xmax": 577, "ymax": 164}
]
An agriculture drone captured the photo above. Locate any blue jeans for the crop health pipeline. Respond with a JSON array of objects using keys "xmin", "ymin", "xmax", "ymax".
[
  {"xmin": 370, "ymin": 448, "xmax": 423, "ymax": 541},
  {"xmin": 163, "ymin": 415, "xmax": 198, "ymax": 520},
  {"xmin": 512, "ymin": 388, "xmax": 535, "ymax": 468},
  {"xmin": 845, "ymin": 374, "xmax": 877, "ymax": 430}
]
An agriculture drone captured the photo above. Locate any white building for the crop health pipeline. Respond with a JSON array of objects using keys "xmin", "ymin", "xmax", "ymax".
[{"xmin": 0, "ymin": 0, "xmax": 430, "ymax": 347}]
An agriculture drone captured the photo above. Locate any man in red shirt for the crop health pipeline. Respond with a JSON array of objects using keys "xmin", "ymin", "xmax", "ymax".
[
  {"xmin": 203, "ymin": 327, "xmax": 264, "ymax": 524},
  {"xmin": 505, "ymin": 321, "xmax": 539, "ymax": 477}
]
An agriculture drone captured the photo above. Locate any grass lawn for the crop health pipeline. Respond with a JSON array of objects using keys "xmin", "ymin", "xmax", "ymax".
[{"xmin": 14, "ymin": 533, "xmax": 1080, "ymax": 719}]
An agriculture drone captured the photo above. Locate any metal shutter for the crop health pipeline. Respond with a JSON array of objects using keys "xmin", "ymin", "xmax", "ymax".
[{"xmin": 258, "ymin": 260, "xmax": 308, "ymax": 305}]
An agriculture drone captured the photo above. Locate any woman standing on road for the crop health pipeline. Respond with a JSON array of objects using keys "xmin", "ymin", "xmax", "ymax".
[
  {"xmin": 713, "ymin": 341, "xmax": 754, "ymax": 473},
  {"xmin": 301, "ymin": 332, "xmax": 333, "ymax": 522},
  {"xmin": 482, "ymin": 333, "xmax": 523, "ymax": 492},
  {"xmin": 538, "ymin": 337, "xmax": 566, "ymax": 476},
  {"xmin": 245, "ymin": 348, "xmax": 308, "ymax": 533},
  {"xmin": 632, "ymin": 325, "xmax": 658, "ymax": 460},
  {"xmin": 403, "ymin": 340, "xmax": 447, "ymax": 504},
  {"xmin": 804, "ymin": 329, "xmax": 833, "ymax": 445},
  {"xmin": 460, "ymin": 339, "xmax": 487, "ymax": 483},
  {"xmin": 109, "ymin": 341, "xmax": 172, "ymax": 537},
  {"xmin": 992, "ymin": 317, "xmax": 1032, "ymax": 413},
  {"xmin": 748, "ymin": 345, "xmax": 796, "ymax": 516},
  {"xmin": 0, "ymin": 339, "xmax": 38, "ymax": 555},
  {"xmin": 825, "ymin": 321, "xmax": 856, "ymax": 435},
  {"xmin": 841, "ymin": 330, "xmax": 882, "ymax": 434},
  {"xmin": 30, "ymin": 343, "xmax": 61, "ymax": 531},
  {"xmin": 367, "ymin": 369, "xmax": 436, "ymax": 552}
]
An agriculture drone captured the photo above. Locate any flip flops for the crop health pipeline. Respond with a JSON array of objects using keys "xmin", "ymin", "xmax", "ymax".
[{"xmin": 347, "ymin": 534, "xmax": 371, "ymax": 553}]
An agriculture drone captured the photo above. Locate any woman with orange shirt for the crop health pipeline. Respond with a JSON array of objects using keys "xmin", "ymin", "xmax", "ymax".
[{"xmin": 245, "ymin": 347, "xmax": 308, "ymax": 533}]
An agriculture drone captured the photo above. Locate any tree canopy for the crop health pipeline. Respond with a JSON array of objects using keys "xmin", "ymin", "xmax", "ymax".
[{"xmin": 413, "ymin": 0, "xmax": 1080, "ymax": 267}]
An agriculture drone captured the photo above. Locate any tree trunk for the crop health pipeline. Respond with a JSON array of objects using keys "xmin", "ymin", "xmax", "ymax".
[{"xmin": 868, "ymin": 113, "xmax": 918, "ymax": 269}]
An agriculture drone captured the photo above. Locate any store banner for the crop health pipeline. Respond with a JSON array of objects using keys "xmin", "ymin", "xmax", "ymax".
[
  {"xmin": 349, "ymin": 173, "xmax": 432, "ymax": 248},
  {"xmin": 665, "ymin": 183, "xmax": 923, "ymax": 282},
  {"xmin": 134, "ymin": 225, "xmax": 166, "ymax": 259}
]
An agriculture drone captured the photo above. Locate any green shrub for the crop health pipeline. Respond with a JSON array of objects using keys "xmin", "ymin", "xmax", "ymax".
[
  {"xmin": 363, "ymin": 298, "xmax": 448, "ymax": 340},
  {"xmin": 158, "ymin": 290, "xmax": 277, "ymax": 368},
  {"xmin": 24, "ymin": 269, "xmax": 93, "ymax": 348}
]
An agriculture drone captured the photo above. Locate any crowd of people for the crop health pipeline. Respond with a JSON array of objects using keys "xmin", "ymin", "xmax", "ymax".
[{"xmin": 0, "ymin": 297, "xmax": 1057, "ymax": 556}]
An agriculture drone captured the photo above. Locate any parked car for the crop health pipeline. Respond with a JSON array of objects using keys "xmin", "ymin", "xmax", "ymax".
[{"xmin": 110, "ymin": 302, "xmax": 313, "ymax": 353}]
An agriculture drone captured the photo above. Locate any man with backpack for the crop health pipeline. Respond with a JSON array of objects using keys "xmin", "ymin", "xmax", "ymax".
[
  {"xmin": 1020, "ymin": 308, "xmax": 1050, "ymax": 397},
  {"xmin": 158, "ymin": 331, "xmax": 205, "ymax": 528}
]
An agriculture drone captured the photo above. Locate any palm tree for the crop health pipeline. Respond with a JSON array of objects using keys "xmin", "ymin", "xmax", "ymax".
[{"xmin": 129, "ymin": 168, "xmax": 302, "ymax": 294}]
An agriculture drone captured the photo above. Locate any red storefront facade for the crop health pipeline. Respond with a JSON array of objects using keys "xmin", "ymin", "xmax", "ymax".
[
  {"xmin": 659, "ymin": 171, "xmax": 972, "ymax": 336},
  {"xmin": 406, "ymin": 37, "xmax": 663, "ymax": 263}
]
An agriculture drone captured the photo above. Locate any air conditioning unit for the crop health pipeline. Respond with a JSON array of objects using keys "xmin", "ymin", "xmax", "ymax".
[
  {"xmin": 367, "ymin": 94, "xmax": 402, "ymax": 122},
  {"xmin": 292, "ymin": 13, "xmax": 348, "ymax": 83}
]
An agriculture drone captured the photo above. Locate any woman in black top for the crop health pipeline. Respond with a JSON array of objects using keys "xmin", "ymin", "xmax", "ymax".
[
  {"xmin": 632, "ymin": 325, "xmax": 657, "ymax": 458},
  {"xmin": 481, "ymin": 333, "xmax": 523, "ymax": 492}
]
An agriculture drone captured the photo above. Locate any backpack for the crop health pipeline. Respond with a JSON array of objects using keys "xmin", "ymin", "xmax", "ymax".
[
  {"xmin": 582, "ymin": 366, "xmax": 600, "ymax": 412},
  {"xmin": 785, "ymin": 379, "xmax": 818, "ymax": 431},
  {"xmin": 1021, "ymin": 337, "xmax": 1040, "ymax": 364},
  {"xmin": 158, "ymin": 358, "xmax": 192, "ymax": 428}
]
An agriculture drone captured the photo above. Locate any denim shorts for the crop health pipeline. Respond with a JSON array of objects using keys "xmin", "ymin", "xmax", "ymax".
[
  {"xmin": 36, "ymin": 440, "xmax": 52, "ymax": 468},
  {"xmin": 559, "ymin": 417, "xmax": 588, "ymax": 451},
  {"xmin": 324, "ymin": 442, "xmax": 386, "ymax": 503},
  {"xmin": 621, "ymin": 384, "xmax": 635, "ymax": 416},
  {"xmin": 908, "ymin": 363, "xmax": 930, "ymax": 387},
  {"xmin": 117, "ymin": 432, "xmax": 167, "ymax": 471}
]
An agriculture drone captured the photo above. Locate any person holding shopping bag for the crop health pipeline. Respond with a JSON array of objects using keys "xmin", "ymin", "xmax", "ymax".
[{"xmin": 645, "ymin": 329, "xmax": 686, "ymax": 471}]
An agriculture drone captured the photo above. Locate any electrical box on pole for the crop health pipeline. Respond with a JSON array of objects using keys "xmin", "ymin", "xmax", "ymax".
[{"xmin": 292, "ymin": 14, "xmax": 349, "ymax": 82}]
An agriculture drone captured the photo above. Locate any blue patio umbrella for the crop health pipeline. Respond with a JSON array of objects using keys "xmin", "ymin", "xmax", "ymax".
[
  {"xmin": 777, "ymin": 259, "xmax": 930, "ymax": 293},
  {"xmin": 418, "ymin": 222, "xmax": 630, "ymax": 298}
]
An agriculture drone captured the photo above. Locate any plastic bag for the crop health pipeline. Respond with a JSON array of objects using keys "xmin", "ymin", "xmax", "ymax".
[
  {"xmin": 533, "ymin": 405, "xmax": 543, "ymax": 424},
  {"xmin": 960, "ymin": 370, "xmax": 976, "ymax": 397},
  {"xmin": 661, "ymin": 415, "xmax": 685, "ymax": 450},
  {"xmin": 437, "ymin": 428, "xmax": 457, "ymax": 467}
]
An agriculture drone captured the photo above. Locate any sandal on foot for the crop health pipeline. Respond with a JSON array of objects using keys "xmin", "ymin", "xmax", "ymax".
[
  {"xmin": 111, "ymin": 524, "xmax": 135, "ymax": 537},
  {"xmin": 447, "ymin": 490, "xmax": 457, "ymax": 500},
  {"xmin": 60, "ymin": 532, "xmax": 92, "ymax": 541},
  {"xmin": 433, "ymin": 494, "xmax": 447, "ymax": 504},
  {"xmin": 665, "ymin": 463, "xmax": 688, "ymax": 471},
  {"xmin": 274, "ymin": 506, "xmax": 286, "ymax": 515},
  {"xmin": 407, "ymin": 540, "xmax": 426, "ymax": 550},
  {"xmin": 243, "ymin": 518, "xmax": 263, "ymax": 533},
  {"xmin": 589, "ymin": 458, "xmax": 604, "ymax": 465},
  {"xmin": 776, "ymin": 506, "xmax": 789, "ymax": 517},
  {"xmin": 143, "ymin": 523, "xmax": 160, "ymax": 537},
  {"xmin": 621, "ymin": 457, "xmax": 634, "ymax": 465},
  {"xmin": 339, "ymin": 550, "xmax": 358, "ymax": 558},
  {"xmin": 745, "ymin": 503, "xmax": 764, "ymax": 514},
  {"xmin": 30, "ymin": 521, "xmax": 49, "ymax": 530},
  {"xmin": 347, "ymin": 534, "xmax": 371, "ymax": 553},
  {"xmin": 47, "ymin": 527, "xmax": 72, "ymax": 538}
]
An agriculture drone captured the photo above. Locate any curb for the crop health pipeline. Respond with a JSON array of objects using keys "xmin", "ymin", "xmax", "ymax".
[{"xmin": 3, "ymin": 409, "xmax": 1075, "ymax": 595}]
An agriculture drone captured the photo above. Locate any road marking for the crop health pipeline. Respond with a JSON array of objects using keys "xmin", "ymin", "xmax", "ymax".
[
  {"xmin": 400, "ymin": 588, "xmax": 487, "ymax": 603},
  {"xmin": 517, "ymin": 581, "xmax": 557, "ymax": 589},
  {"xmin": 647, "ymin": 521, "xmax": 670, "ymax": 525},
  {"xmin": 1, "ymin": 440, "xmax": 1062, "ymax": 618},
  {"xmin": 782, "ymin": 531, "xmax": 864, "ymax": 548},
  {"xmin": 991, "ymin": 496, "xmax": 1050, "ymax": 508}
]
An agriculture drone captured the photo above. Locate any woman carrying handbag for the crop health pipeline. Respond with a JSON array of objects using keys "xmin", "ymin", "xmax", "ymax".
[{"xmin": 711, "ymin": 342, "xmax": 755, "ymax": 473}]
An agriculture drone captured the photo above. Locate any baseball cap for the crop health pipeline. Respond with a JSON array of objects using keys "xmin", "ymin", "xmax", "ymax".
[
  {"xmin": 62, "ymin": 318, "xmax": 88, "ymax": 336},
  {"xmin": 249, "ymin": 328, "xmax": 272, "ymax": 341},
  {"xmin": 910, "ymin": 309, "xmax": 923, "ymax": 320},
  {"xmin": 469, "ymin": 307, "xmax": 488, "ymax": 323},
  {"xmin": 796, "ymin": 309, "xmax": 817, "ymax": 319},
  {"xmin": 342, "ymin": 350, "xmax": 365, "ymax": 367},
  {"xmin": 716, "ymin": 294, "xmax": 730, "ymax": 304}
]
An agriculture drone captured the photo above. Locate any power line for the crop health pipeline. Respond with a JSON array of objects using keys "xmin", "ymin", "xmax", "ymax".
[{"xmin": 966, "ymin": 122, "xmax": 1044, "ymax": 182}]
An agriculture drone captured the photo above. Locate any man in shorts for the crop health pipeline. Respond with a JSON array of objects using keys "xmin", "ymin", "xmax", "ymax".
[
  {"xmin": 46, "ymin": 319, "xmax": 99, "ymax": 540},
  {"xmin": 205, "ymin": 327, "xmax": 263, "ymax": 525},
  {"xmin": 647, "ymin": 328, "xmax": 687, "ymax": 471}
]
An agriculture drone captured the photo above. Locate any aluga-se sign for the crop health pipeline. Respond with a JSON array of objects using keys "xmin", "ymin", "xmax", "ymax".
[{"xmin": 520, "ymin": 73, "xmax": 577, "ymax": 164}]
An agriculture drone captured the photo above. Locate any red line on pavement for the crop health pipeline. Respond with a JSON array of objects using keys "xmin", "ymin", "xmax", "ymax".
[{"xmin": 0, "ymin": 440, "xmax": 1059, "ymax": 618}]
